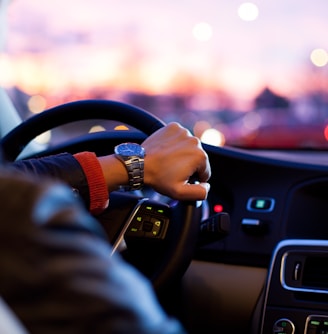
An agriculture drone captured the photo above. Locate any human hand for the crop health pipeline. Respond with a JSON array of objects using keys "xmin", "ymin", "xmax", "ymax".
[{"xmin": 142, "ymin": 122, "xmax": 211, "ymax": 201}]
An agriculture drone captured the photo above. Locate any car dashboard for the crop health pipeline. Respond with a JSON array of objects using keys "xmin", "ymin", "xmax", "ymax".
[
  {"xmin": 6, "ymin": 114, "xmax": 328, "ymax": 334},
  {"xmin": 181, "ymin": 144, "xmax": 328, "ymax": 334},
  {"xmin": 199, "ymin": 146, "xmax": 328, "ymax": 266}
]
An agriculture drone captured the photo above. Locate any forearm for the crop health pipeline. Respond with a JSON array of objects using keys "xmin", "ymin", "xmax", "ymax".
[
  {"xmin": 9, "ymin": 152, "xmax": 128, "ymax": 215},
  {"xmin": 9, "ymin": 153, "xmax": 91, "ymax": 209}
]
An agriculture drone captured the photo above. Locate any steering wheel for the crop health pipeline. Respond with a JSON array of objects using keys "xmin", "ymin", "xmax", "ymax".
[{"xmin": 0, "ymin": 99, "xmax": 203, "ymax": 292}]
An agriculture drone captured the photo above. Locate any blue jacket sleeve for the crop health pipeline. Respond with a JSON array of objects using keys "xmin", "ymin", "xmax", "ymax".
[
  {"xmin": 0, "ymin": 171, "xmax": 186, "ymax": 334},
  {"xmin": 8, "ymin": 153, "xmax": 91, "ymax": 209}
]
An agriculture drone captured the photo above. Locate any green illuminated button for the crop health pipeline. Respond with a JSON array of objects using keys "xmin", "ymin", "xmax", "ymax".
[
  {"xmin": 255, "ymin": 199, "xmax": 266, "ymax": 208},
  {"xmin": 152, "ymin": 217, "xmax": 162, "ymax": 228},
  {"xmin": 127, "ymin": 216, "xmax": 145, "ymax": 237},
  {"xmin": 247, "ymin": 197, "xmax": 275, "ymax": 212},
  {"xmin": 154, "ymin": 220, "xmax": 161, "ymax": 227},
  {"xmin": 306, "ymin": 316, "xmax": 328, "ymax": 334},
  {"xmin": 273, "ymin": 318, "xmax": 295, "ymax": 334},
  {"xmin": 131, "ymin": 216, "xmax": 143, "ymax": 229},
  {"xmin": 127, "ymin": 223, "xmax": 144, "ymax": 237},
  {"xmin": 150, "ymin": 218, "xmax": 162, "ymax": 237}
]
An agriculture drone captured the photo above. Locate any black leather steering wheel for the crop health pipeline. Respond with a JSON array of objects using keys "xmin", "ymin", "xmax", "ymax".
[{"xmin": 0, "ymin": 99, "xmax": 203, "ymax": 292}]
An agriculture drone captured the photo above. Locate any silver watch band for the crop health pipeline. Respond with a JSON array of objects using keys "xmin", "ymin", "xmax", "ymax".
[{"xmin": 124, "ymin": 156, "xmax": 144, "ymax": 190}]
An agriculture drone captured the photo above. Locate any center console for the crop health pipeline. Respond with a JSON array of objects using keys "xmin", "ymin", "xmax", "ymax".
[{"xmin": 259, "ymin": 239, "xmax": 328, "ymax": 334}]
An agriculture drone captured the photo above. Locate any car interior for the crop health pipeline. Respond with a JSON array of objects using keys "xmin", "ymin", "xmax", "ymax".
[{"xmin": 1, "ymin": 1, "xmax": 328, "ymax": 334}]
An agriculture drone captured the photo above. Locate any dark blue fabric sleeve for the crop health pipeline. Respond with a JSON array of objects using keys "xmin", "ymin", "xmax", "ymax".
[
  {"xmin": 0, "ymin": 172, "xmax": 186, "ymax": 334},
  {"xmin": 9, "ymin": 153, "xmax": 90, "ymax": 208}
]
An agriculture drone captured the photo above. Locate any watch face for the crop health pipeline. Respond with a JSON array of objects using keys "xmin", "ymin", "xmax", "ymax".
[{"xmin": 115, "ymin": 143, "xmax": 145, "ymax": 157}]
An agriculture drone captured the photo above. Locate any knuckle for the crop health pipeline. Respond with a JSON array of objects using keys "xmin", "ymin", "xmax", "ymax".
[
  {"xmin": 167, "ymin": 122, "xmax": 181, "ymax": 130},
  {"xmin": 194, "ymin": 143, "xmax": 207, "ymax": 160},
  {"xmin": 189, "ymin": 135, "xmax": 200, "ymax": 145}
]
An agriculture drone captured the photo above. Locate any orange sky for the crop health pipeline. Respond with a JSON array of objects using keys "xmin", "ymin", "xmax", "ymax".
[{"xmin": 2, "ymin": 0, "xmax": 328, "ymax": 110}]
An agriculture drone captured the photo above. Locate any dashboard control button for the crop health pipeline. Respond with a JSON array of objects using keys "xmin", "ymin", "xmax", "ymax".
[
  {"xmin": 247, "ymin": 197, "xmax": 275, "ymax": 212},
  {"xmin": 242, "ymin": 218, "xmax": 261, "ymax": 226},
  {"xmin": 305, "ymin": 315, "xmax": 328, "ymax": 334},
  {"xmin": 241, "ymin": 218, "xmax": 268, "ymax": 234},
  {"xmin": 273, "ymin": 318, "xmax": 295, "ymax": 334}
]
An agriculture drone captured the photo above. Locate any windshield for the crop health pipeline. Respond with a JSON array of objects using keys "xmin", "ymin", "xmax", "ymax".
[{"xmin": 3, "ymin": 0, "xmax": 328, "ymax": 149}]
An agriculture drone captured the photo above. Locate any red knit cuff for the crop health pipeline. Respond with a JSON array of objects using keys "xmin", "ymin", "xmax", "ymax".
[{"xmin": 73, "ymin": 152, "xmax": 109, "ymax": 215}]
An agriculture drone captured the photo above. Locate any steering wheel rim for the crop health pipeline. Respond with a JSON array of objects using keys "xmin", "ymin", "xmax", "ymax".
[
  {"xmin": 1, "ymin": 99, "xmax": 166, "ymax": 162},
  {"xmin": 0, "ymin": 99, "xmax": 203, "ymax": 292}
]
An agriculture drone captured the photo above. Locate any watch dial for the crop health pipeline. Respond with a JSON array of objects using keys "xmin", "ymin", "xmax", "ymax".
[{"xmin": 116, "ymin": 143, "xmax": 145, "ymax": 157}]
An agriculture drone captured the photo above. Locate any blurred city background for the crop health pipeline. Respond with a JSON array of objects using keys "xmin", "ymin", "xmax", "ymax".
[{"xmin": 2, "ymin": 0, "xmax": 328, "ymax": 148}]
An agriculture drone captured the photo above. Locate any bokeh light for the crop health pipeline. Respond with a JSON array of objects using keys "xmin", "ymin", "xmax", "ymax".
[
  {"xmin": 193, "ymin": 120, "xmax": 211, "ymax": 138},
  {"xmin": 324, "ymin": 125, "xmax": 328, "ymax": 141},
  {"xmin": 27, "ymin": 95, "xmax": 47, "ymax": 114},
  {"xmin": 238, "ymin": 2, "xmax": 259, "ymax": 22},
  {"xmin": 310, "ymin": 48, "xmax": 328, "ymax": 67},
  {"xmin": 192, "ymin": 22, "xmax": 213, "ymax": 41},
  {"xmin": 89, "ymin": 125, "xmax": 106, "ymax": 133},
  {"xmin": 114, "ymin": 125, "xmax": 130, "ymax": 130},
  {"xmin": 201, "ymin": 128, "xmax": 226, "ymax": 146}
]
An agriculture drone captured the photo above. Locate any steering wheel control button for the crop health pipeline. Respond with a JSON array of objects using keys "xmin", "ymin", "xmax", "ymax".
[
  {"xmin": 305, "ymin": 315, "xmax": 328, "ymax": 334},
  {"xmin": 150, "ymin": 218, "xmax": 162, "ymax": 236},
  {"xmin": 142, "ymin": 220, "xmax": 153, "ymax": 232},
  {"xmin": 125, "ymin": 201, "xmax": 169, "ymax": 240},
  {"xmin": 127, "ymin": 216, "xmax": 144, "ymax": 237},
  {"xmin": 273, "ymin": 318, "xmax": 295, "ymax": 334},
  {"xmin": 247, "ymin": 197, "xmax": 275, "ymax": 212}
]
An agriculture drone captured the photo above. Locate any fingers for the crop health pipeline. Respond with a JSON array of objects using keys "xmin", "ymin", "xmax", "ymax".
[
  {"xmin": 170, "ymin": 182, "xmax": 211, "ymax": 201},
  {"xmin": 194, "ymin": 146, "xmax": 211, "ymax": 184},
  {"xmin": 143, "ymin": 122, "xmax": 212, "ymax": 201}
]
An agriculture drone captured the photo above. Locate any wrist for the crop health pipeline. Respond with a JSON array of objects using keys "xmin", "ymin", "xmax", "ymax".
[
  {"xmin": 98, "ymin": 155, "xmax": 129, "ymax": 193},
  {"xmin": 143, "ymin": 154, "xmax": 156, "ymax": 188}
]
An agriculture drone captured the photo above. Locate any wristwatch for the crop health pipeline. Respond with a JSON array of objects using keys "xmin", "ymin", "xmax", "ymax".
[{"xmin": 114, "ymin": 143, "xmax": 145, "ymax": 191}]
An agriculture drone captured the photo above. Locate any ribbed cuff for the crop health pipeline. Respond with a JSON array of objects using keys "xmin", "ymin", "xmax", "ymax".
[{"xmin": 73, "ymin": 152, "xmax": 109, "ymax": 215}]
